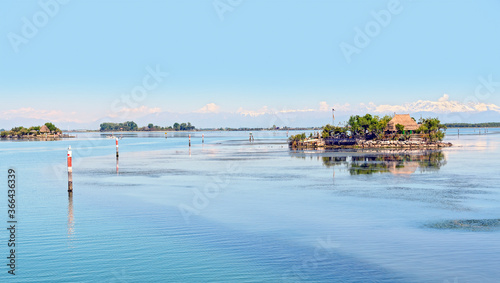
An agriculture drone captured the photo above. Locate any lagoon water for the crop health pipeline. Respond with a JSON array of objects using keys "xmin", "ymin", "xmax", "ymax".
[{"xmin": 1, "ymin": 129, "xmax": 500, "ymax": 282}]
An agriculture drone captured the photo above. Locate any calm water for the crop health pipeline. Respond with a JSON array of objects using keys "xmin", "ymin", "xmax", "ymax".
[{"xmin": 1, "ymin": 129, "xmax": 499, "ymax": 282}]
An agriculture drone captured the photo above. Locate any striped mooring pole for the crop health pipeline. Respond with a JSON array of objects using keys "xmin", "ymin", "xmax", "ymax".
[
  {"xmin": 202, "ymin": 134, "xmax": 204, "ymax": 143},
  {"xmin": 189, "ymin": 134, "xmax": 191, "ymax": 147},
  {"xmin": 116, "ymin": 138, "xmax": 119, "ymax": 158},
  {"xmin": 67, "ymin": 146, "xmax": 73, "ymax": 192}
]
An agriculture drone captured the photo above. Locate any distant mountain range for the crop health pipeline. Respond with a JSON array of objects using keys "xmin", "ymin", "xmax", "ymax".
[
  {"xmin": 1, "ymin": 95, "xmax": 500, "ymax": 130},
  {"xmin": 1, "ymin": 109, "xmax": 499, "ymax": 131}
]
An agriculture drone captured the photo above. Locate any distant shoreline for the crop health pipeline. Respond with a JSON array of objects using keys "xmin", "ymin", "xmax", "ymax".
[
  {"xmin": 0, "ymin": 134, "xmax": 75, "ymax": 140},
  {"xmin": 444, "ymin": 123, "xmax": 500, "ymax": 128},
  {"xmin": 66, "ymin": 128, "xmax": 322, "ymax": 133}
]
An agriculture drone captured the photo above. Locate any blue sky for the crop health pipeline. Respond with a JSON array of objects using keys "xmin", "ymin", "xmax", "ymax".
[{"xmin": 1, "ymin": 0, "xmax": 500, "ymax": 128}]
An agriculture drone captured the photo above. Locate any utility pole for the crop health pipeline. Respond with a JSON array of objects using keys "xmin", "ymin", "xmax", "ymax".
[{"xmin": 332, "ymin": 108, "xmax": 335, "ymax": 126}]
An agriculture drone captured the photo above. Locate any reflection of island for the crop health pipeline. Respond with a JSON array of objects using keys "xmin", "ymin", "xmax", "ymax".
[{"xmin": 295, "ymin": 150, "xmax": 446, "ymax": 175}]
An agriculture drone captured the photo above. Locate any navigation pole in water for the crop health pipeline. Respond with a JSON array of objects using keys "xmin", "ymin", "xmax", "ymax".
[
  {"xmin": 67, "ymin": 146, "xmax": 73, "ymax": 192},
  {"xmin": 116, "ymin": 138, "xmax": 119, "ymax": 158}
]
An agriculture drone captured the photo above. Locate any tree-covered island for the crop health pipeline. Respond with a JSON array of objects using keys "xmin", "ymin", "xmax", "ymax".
[
  {"xmin": 0, "ymin": 123, "xmax": 65, "ymax": 139},
  {"xmin": 289, "ymin": 114, "xmax": 450, "ymax": 149},
  {"xmin": 99, "ymin": 121, "xmax": 196, "ymax": 132}
]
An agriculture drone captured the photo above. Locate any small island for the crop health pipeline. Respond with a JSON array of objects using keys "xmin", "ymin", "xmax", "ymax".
[
  {"xmin": 289, "ymin": 114, "xmax": 452, "ymax": 149},
  {"xmin": 0, "ymin": 123, "xmax": 71, "ymax": 140},
  {"xmin": 99, "ymin": 121, "xmax": 196, "ymax": 132}
]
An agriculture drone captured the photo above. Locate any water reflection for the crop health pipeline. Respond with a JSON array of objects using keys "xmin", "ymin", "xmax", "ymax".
[
  {"xmin": 67, "ymin": 192, "xmax": 74, "ymax": 242},
  {"xmin": 295, "ymin": 150, "xmax": 446, "ymax": 175},
  {"xmin": 425, "ymin": 219, "xmax": 500, "ymax": 231},
  {"xmin": 116, "ymin": 157, "xmax": 119, "ymax": 175}
]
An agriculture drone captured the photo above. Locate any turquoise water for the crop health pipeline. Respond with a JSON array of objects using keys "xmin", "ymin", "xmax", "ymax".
[{"xmin": 1, "ymin": 130, "xmax": 500, "ymax": 282}]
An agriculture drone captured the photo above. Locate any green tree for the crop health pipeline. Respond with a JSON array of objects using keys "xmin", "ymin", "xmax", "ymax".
[
  {"xmin": 396, "ymin": 124, "xmax": 405, "ymax": 134},
  {"xmin": 45, "ymin": 122, "xmax": 57, "ymax": 132},
  {"xmin": 358, "ymin": 114, "xmax": 373, "ymax": 134},
  {"xmin": 347, "ymin": 115, "xmax": 361, "ymax": 135},
  {"xmin": 289, "ymin": 133, "xmax": 307, "ymax": 141},
  {"xmin": 415, "ymin": 117, "xmax": 446, "ymax": 141},
  {"xmin": 374, "ymin": 115, "xmax": 392, "ymax": 138},
  {"xmin": 124, "ymin": 121, "xmax": 138, "ymax": 131}
]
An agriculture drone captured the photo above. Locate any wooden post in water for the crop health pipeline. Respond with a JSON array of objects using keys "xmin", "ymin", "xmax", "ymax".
[
  {"xmin": 249, "ymin": 132, "xmax": 252, "ymax": 142},
  {"xmin": 67, "ymin": 146, "xmax": 73, "ymax": 192},
  {"xmin": 202, "ymin": 134, "xmax": 204, "ymax": 143},
  {"xmin": 189, "ymin": 134, "xmax": 191, "ymax": 147},
  {"xmin": 115, "ymin": 138, "xmax": 119, "ymax": 158}
]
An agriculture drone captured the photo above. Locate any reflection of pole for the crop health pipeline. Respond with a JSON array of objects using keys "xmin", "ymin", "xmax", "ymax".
[
  {"xmin": 116, "ymin": 157, "xmax": 119, "ymax": 175},
  {"xmin": 68, "ymin": 191, "xmax": 74, "ymax": 238},
  {"xmin": 67, "ymin": 146, "xmax": 73, "ymax": 192}
]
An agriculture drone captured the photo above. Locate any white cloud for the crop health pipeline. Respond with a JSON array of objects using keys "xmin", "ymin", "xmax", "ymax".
[
  {"xmin": 438, "ymin": 94, "xmax": 449, "ymax": 102},
  {"xmin": 319, "ymin": 101, "xmax": 329, "ymax": 112},
  {"xmin": 279, "ymin": 108, "xmax": 316, "ymax": 113},
  {"xmin": 236, "ymin": 102, "xmax": 352, "ymax": 117},
  {"xmin": 318, "ymin": 101, "xmax": 351, "ymax": 112},
  {"xmin": 196, "ymin": 103, "xmax": 220, "ymax": 113},
  {"xmin": 109, "ymin": 106, "xmax": 162, "ymax": 118},
  {"xmin": 1, "ymin": 107, "xmax": 82, "ymax": 122},
  {"xmin": 364, "ymin": 94, "xmax": 500, "ymax": 114},
  {"xmin": 237, "ymin": 106, "xmax": 270, "ymax": 117},
  {"xmin": 236, "ymin": 106, "xmax": 318, "ymax": 117}
]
